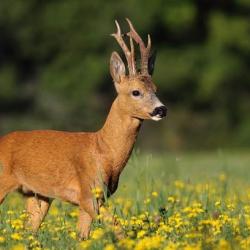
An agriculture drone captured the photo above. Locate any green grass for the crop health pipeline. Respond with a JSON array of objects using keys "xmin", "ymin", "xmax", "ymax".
[
  {"xmin": 0, "ymin": 149, "xmax": 250, "ymax": 249},
  {"xmin": 117, "ymin": 149, "xmax": 250, "ymax": 197}
]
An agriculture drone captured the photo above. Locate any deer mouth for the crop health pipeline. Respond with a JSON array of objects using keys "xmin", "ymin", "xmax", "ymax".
[
  {"xmin": 149, "ymin": 106, "xmax": 167, "ymax": 121},
  {"xmin": 150, "ymin": 115, "xmax": 164, "ymax": 121}
]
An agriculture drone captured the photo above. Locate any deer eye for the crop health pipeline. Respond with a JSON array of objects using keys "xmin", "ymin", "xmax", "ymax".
[{"xmin": 132, "ymin": 90, "xmax": 141, "ymax": 97}]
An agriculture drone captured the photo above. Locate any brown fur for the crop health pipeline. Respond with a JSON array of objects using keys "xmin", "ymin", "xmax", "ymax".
[{"xmin": 0, "ymin": 20, "xmax": 166, "ymax": 239}]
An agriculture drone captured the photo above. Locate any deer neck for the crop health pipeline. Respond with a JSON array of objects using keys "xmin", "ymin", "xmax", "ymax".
[{"xmin": 98, "ymin": 98, "xmax": 142, "ymax": 174}]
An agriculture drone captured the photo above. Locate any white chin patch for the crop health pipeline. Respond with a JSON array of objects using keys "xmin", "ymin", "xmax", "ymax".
[{"xmin": 151, "ymin": 115, "xmax": 162, "ymax": 121}]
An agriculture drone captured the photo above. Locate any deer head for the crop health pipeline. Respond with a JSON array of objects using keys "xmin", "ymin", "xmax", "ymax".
[{"xmin": 110, "ymin": 18, "xmax": 167, "ymax": 121}]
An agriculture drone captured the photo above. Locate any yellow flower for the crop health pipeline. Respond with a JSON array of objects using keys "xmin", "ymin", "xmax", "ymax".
[
  {"xmin": 70, "ymin": 210, "xmax": 79, "ymax": 218},
  {"xmin": 10, "ymin": 243, "xmax": 26, "ymax": 250},
  {"xmin": 167, "ymin": 196, "xmax": 176, "ymax": 203},
  {"xmin": 92, "ymin": 187, "xmax": 103, "ymax": 199},
  {"xmin": 49, "ymin": 206, "xmax": 59, "ymax": 216},
  {"xmin": 91, "ymin": 228, "xmax": 104, "ymax": 240},
  {"xmin": 144, "ymin": 198, "xmax": 151, "ymax": 204},
  {"xmin": 69, "ymin": 231, "xmax": 77, "ymax": 240},
  {"xmin": 219, "ymin": 214, "xmax": 231, "ymax": 224},
  {"xmin": 216, "ymin": 239, "xmax": 231, "ymax": 250},
  {"xmin": 227, "ymin": 203, "xmax": 235, "ymax": 211},
  {"xmin": 137, "ymin": 230, "xmax": 147, "ymax": 238},
  {"xmin": 11, "ymin": 219, "xmax": 24, "ymax": 230},
  {"xmin": 174, "ymin": 180, "xmax": 185, "ymax": 189},
  {"xmin": 0, "ymin": 236, "xmax": 5, "ymax": 243},
  {"xmin": 20, "ymin": 213, "xmax": 28, "ymax": 220},
  {"xmin": 28, "ymin": 235, "xmax": 35, "ymax": 241},
  {"xmin": 157, "ymin": 223, "xmax": 173, "ymax": 234},
  {"xmin": 152, "ymin": 191, "xmax": 158, "ymax": 197},
  {"xmin": 240, "ymin": 236, "xmax": 250, "ymax": 249},
  {"xmin": 183, "ymin": 243, "xmax": 201, "ymax": 250},
  {"xmin": 118, "ymin": 238, "xmax": 135, "ymax": 249},
  {"xmin": 215, "ymin": 201, "xmax": 221, "ymax": 207},
  {"xmin": 11, "ymin": 233, "xmax": 23, "ymax": 241},
  {"xmin": 104, "ymin": 244, "xmax": 116, "ymax": 250},
  {"xmin": 127, "ymin": 230, "xmax": 136, "ymax": 238},
  {"xmin": 183, "ymin": 204, "xmax": 204, "ymax": 218},
  {"xmin": 135, "ymin": 236, "xmax": 163, "ymax": 250},
  {"xmin": 78, "ymin": 240, "xmax": 91, "ymax": 249},
  {"xmin": 219, "ymin": 173, "xmax": 227, "ymax": 182},
  {"xmin": 185, "ymin": 233, "xmax": 202, "ymax": 239},
  {"xmin": 30, "ymin": 244, "xmax": 41, "ymax": 249},
  {"xmin": 164, "ymin": 242, "xmax": 179, "ymax": 250}
]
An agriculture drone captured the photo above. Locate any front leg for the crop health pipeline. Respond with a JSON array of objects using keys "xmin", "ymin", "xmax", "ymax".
[
  {"xmin": 78, "ymin": 198, "xmax": 97, "ymax": 240},
  {"xmin": 77, "ymin": 196, "xmax": 124, "ymax": 240},
  {"xmin": 78, "ymin": 208, "xmax": 93, "ymax": 239}
]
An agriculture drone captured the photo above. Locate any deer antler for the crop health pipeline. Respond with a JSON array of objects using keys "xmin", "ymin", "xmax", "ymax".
[
  {"xmin": 111, "ymin": 19, "xmax": 152, "ymax": 76},
  {"xmin": 111, "ymin": 20, "xmax": 136, "ymax": 76},
  {"xmin": 126, "ymin": 18, "xmax": 151, "ymax": 75}
]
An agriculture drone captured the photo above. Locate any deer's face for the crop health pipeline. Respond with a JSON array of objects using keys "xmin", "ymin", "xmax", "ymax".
[
  {"xmin": 110, "ymin": 19, "xmax": 167, "ymax": 121},
  {"xmin": 110, "ymin": 53, "xmax": 167, "ymax": 121}
]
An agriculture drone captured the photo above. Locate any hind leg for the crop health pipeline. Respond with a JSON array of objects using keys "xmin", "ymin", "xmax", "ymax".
[
  {"xmin": 0, "ymin": 175, "xmax": 19, "ymax": 204},
  {"xmin": 26, "ymin": 195, "xmax": 51, "ymax": 232}
]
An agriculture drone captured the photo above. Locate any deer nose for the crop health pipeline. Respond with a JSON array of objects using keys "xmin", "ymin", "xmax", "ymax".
[{"xmin": 152, "ymin": 106, "xmax": 167, "ymax": 118}]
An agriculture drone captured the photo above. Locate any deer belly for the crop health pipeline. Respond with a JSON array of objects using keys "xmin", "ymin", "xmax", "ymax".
[
  {"xmin": 15, "ymin": 169, "xmax": 81, "ymax": 204},
  {"xmin": 20, "ymin": 183, "xmax": 80, "ymax": 205}
]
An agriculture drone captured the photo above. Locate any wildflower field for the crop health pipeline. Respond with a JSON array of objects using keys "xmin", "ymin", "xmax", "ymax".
[{"xmin": 0, "ymin": 150, "xmax": 250, "ymax": 250}]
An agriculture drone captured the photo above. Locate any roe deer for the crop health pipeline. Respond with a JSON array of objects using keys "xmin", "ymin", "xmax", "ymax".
[{"xmin": 0, "ymin": 19, "xmax": 167, "ymax": 239}]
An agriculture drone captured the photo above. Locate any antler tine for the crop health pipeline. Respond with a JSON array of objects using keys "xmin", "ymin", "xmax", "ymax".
[
  {"xmin": 147, "ymin": 34, "xmax": 151, "ymax": 51},
  {"xmin": 111, "ymin": 20, "xmax": 136, "ymax": 76},
  {"xmin": 126, "ymin": 18, "xmax": 151, "ymax": 75},
  {"xmin": 129, "ymin": 36, "xmax": 136, "ymax": 75},
  {"xmin": 115, "ymin": 20, "xmax": 121, "ymax": 35}
]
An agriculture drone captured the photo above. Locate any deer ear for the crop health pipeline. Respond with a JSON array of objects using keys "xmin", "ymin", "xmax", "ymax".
[
  {"xmin": 110, "ymin": 52, "xmax": 126, "ymax": 84},
  {"xmin": 148, "ymin": 50, "xmax": 157, "ymax": 76}
]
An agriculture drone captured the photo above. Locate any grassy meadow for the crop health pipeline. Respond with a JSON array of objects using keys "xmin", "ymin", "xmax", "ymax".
[{"xmin": 0, "ymin": 150, "xmax": 250, "ymax": 250}]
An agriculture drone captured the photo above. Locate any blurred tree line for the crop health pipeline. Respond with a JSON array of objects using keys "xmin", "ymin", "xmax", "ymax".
[{"xmin": 0, "ymin": 0, "xmax": 249, "ymax": 150}]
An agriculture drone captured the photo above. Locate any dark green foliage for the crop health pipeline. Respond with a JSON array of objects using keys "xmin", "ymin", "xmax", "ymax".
[{"xmin": 0, "ymin": 0, "xmax": 249, "ymax": 149}]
